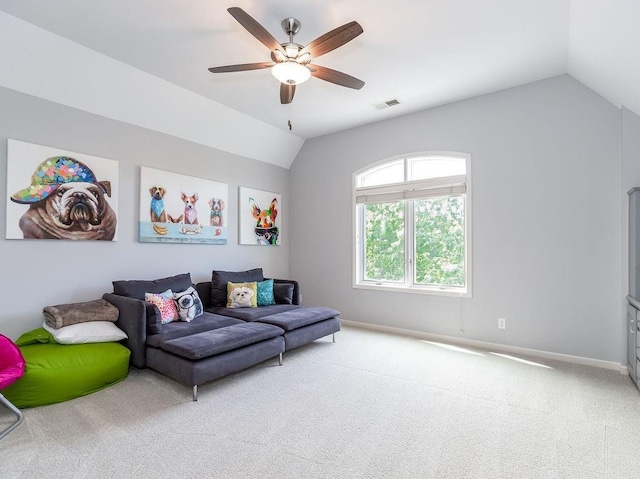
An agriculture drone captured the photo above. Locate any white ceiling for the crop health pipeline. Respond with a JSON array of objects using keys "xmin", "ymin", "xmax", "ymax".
[{"xmin": 0, "ymin": 0, "xmax": 637, "ymax": 147}]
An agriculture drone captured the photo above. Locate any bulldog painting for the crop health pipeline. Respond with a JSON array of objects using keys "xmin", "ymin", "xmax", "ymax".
[{"xmin": 10, "ymin": 156, "xmax": 117, "ymax": 241}]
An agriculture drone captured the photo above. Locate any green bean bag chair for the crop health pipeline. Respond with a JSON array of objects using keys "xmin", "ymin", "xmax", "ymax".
[{"xmin": 2, "ymin": 328, "xmax": 130, "ymax": 408}]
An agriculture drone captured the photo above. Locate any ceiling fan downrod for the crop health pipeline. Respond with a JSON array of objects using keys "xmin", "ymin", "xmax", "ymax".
[
  {"xmin": 279, "ymin": 18, "xmax": 304, "ymax": 61},
  {"xmin": 281, "ymin": 17, "xmax": 301, "ymax": 42}
]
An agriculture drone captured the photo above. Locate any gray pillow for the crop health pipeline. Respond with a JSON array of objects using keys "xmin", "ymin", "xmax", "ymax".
[
  {"xmin": 274, "ymin": 283, "xmax": 294, "ymax": 305},
  {"xmin": 113, "ymin": 273, "xmax": 193, "ymax": 301},
  {"xmin": 210, "ymin": 268, "xmax": 264, "ymax": 307},
  {"xmin": 146, "ymin": 303, "xmax": 163, "ymax": 335}
]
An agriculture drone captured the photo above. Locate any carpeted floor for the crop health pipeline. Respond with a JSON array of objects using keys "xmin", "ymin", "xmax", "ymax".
[{"xmin": 1, "ymin": 325, "xmax": 640, "ymax": 478}]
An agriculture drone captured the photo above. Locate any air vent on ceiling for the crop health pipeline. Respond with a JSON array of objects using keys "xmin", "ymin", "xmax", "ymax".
[{"xmin": 374, "ymin": 98, "xmax": 400, "ymax": 110}]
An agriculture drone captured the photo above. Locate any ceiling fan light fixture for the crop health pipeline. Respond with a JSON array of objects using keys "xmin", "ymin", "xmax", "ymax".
[{"xmin": 271, "ymin": 61, "xmax": 311, "ymax": 85}]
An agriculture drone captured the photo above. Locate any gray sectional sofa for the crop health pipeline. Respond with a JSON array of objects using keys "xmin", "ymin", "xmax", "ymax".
[{"xmin": 103, "ymin": 269, "xmax": 340, "ymax": 401}]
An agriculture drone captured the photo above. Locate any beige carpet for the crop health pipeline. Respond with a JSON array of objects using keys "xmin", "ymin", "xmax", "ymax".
[{"xmin": 1, "ymin": 325, "xmax": 640, "ymax": 478}]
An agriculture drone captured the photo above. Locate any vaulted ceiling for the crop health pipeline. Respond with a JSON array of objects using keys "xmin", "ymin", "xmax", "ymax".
[{"xmin": 0, "ymin": 0, "xmax": 637, "ymax": 167}]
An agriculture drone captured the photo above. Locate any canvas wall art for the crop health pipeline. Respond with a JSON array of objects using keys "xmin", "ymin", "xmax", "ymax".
[
  {"xmin": 139, "ymin": 166, "xmax": 228, "ymax": 244},
  {"xmin": 6, "ymin": 139, "xmax": 119, "ymax": 241},
  {"xmin": 239, "ymin": 186, "xmax": 281, "ymax": 246}
]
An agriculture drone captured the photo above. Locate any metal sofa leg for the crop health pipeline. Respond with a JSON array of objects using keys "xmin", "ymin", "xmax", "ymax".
[
  {"xmin": 0, "ymin": 393, "xmax": 24, "ymax": 440},
  {"xmin": 279, "ymin": 352, "xmax": 283, "ymax": 366},
  {"xmin": 333, "ymin": 333, "xmax": 336, "ymax": 343},
  {"xmin": 192, "ymin": 385, "xmax": 198, "ymax": 402}
]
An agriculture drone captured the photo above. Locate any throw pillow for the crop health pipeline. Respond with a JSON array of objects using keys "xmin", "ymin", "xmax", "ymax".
[
  {"xmin": 42, "ymin": 321, "xmax": 128, "ymax": 345},
  {"xmin": 226, "ymin": 281, "xmax": 258, "ymax": 308},
  {"xmin": 16, "ymin": 328, "xmax": 55, "ymax": 346},
  {"xmin": 211, "ymin": 268, "xmax": 264, "ymax": 307},
  {"xmin": 274, "ymin": 283, "xmax": 295, "ymax": 305},
  {"xmin": 145, "ymin": 289, "xmax": 179, "ymax": 324},
  {"xmin": 174, "ymin": 286, "xmax": 204, "ymax": 322},
  {"xmin": 256, "ymin": 279, "xmax": 276, "ymax": 306},
  {"xmin": 146, "ymin": 303, "xmax": 163, "ymax": 335}
]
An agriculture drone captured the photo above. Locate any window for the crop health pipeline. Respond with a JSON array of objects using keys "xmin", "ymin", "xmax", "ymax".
[{"xmin": 353, "ymin": 153, "xmax": 471, "ymax": 297}]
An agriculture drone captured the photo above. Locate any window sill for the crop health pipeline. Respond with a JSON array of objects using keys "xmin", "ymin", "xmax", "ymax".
[{"xmin": 353, "ymin": 282, "xmax": 471, "ymax": 298}]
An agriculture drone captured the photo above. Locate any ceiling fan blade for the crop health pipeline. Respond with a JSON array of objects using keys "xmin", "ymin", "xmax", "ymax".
[
  {"xmin": 280, "ymin": 83, "xmax": 296, "ymax": 104},
  {"xmin": 299, "ymin": 21, "xmax": 363, "ymax": 58},
  {"xmin": 227, "ymin": 7, "xmax": 285, "ymax": 54},
  {"xmin": 208, "ymin": 62, "xmax": 274, "ymax": 73},
  {"xmin": 311, "ymin": 65, "xmax": 365, "ymax": 90}
]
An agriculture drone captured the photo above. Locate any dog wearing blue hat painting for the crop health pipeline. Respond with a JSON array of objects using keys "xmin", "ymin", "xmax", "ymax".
[{"xmin": 10, "ymin": 156, "xmax": 117, "ymax": 241}]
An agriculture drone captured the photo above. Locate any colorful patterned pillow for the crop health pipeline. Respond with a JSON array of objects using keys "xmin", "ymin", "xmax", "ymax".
[
  {"xmin": 145, "ymin": 289, "xmax": 179, "ymax": 324},
  {"xmin": 256, "ymin": 279, "xmax": 276, "ymax": 306},
  {"xmin": 226, "ymin": 281, "xmax": 257, "ymax": 308}
]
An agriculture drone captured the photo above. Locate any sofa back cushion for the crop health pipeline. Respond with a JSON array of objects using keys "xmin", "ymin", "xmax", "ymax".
[
  {"xmin": 210, "ymin": 268, "xmax": 263, "ymax": 307},
  {"xmin": 112, "ymin": 273, "xmax": 193, "ymax": 301}
]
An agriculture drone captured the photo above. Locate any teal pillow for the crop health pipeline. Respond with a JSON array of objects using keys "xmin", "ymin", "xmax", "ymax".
[{"xmin": 256, "ymin": 279, "xmax": 276, "ymax": 306}]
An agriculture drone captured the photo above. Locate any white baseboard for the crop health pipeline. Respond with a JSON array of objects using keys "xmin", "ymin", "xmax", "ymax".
[{"xmin": 341, "ymin": 319, "xmax": 628, "ymax": 375}]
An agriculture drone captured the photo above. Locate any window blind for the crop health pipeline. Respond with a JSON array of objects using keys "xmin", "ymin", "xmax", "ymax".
[{"xmin": 355, "ymin": 175, "xmax": 466, "ymax": 204}]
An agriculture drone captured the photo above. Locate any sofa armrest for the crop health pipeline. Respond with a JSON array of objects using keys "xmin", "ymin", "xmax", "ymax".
[
  {"xmin": 272, "ymin": 279, "xmax": 301, "ymax": 305},
  {"xmin": 102, "ymin": 293, "xmax": 147, "ymax": 368},
  {"xmin": 196, "ymin": 282, "xmax": 212, "ymax": 309}
]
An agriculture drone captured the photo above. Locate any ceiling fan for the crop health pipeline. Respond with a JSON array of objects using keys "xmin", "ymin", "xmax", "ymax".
[{"xmin": 208, "ymin": 7, "xmax": 365, "ymax": 104}]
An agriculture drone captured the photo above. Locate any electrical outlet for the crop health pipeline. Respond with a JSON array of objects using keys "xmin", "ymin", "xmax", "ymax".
[{"xmin": 498, "ymin": 317, "xmax": 506, "ymax": 329}]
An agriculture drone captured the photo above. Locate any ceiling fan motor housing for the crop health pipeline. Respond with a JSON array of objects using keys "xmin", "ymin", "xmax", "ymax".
[{"xmin": 271, "ymin": 43, "xmax": 305, "ymax": 62}]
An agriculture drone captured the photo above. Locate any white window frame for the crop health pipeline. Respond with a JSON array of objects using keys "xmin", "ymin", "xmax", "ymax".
[{"xmin": 352, "ymin": 152, "xmax": 472, "ymax": 298}]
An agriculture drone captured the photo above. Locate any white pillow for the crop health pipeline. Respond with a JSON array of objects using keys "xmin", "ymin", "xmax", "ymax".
[{"xmin": 42, "ymin": 321, "xmax": 128, "ymax": 345}]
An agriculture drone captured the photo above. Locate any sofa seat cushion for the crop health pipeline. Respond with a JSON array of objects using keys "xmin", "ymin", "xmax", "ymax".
[
  {"xmin": 159, "ymin": 323, "xmax": 284, "ymax": 360},
  {"xmin": 146, "ymin": 312, "xmax": 243, "ymax": 348},
  {"xmin": 207, "ymin": 304, "xmax": 300, "ymax": 321},
  {"xmin": 257, "ymin": 307, "xmax": 340, "ymax": 332}
]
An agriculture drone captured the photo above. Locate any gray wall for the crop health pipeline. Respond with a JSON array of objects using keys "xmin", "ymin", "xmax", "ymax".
[
  {"xmin": 621, "ymin": 107, "xmax": 640, "ymax": 358},
  {"xmin": 290, "ymin": 75, "xmax": 623, "ymax": 362},
  {"xmin": 1, "ymin": 74, "xmax": 631, "ymax": 364},
  {"xmin": 0, "ymin": 87, "xmax": 290, "ymax": 340}
]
